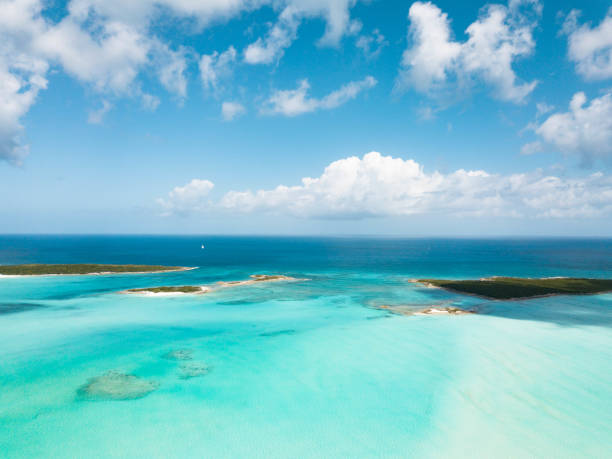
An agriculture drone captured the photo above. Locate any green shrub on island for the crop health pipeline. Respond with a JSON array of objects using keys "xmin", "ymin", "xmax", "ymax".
[
  {"xmin": 418, "ymin": 277, "xmax": 612, "ymax": 300},
  {"xmin": 0, "ymin": 264, "xmax": 188, "ymax": 275},
  {"xmin": 126, "ymin": 286, "xmax": 205, "ymax": 294}
]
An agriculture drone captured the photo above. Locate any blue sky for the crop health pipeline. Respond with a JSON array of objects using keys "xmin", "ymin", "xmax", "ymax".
[{"xmin": 1, "ymin": 0, "xmax": 612, "ymax": 235}]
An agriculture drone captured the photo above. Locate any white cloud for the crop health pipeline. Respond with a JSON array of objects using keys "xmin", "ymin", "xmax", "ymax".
[
  {"xmin": 244, "ymin": 7, "xmax": 300, "ymax": 64},
  {"xmin": 36, "ymin": 18, "xmax": 151, "ymax": 94},
  {"xmin": 222, "ymin": 101, "xmax": 246, "ymax": 121},
  {"xmin": 244, "ymin": 0, "xmax": 357, "ymax": 64},
  {"xmin": 532, "ymin": 91, "xmax": 612, "ymax": 162},
  {"xmin": 157, "ymin": 178, "xmax": 215, "ymax": 216},
  {"xmin": 399, "ymin": 1, "xmax": 461, "ymax": 93},
  {"xmin": 0, "ymin": 0, "xmax": 361, "ymax": 164},
  {"xmin": 356, "ymin": 28, "xmax": 387, "ymax": 59},
  {"xmin": 563, "ymin": 9, "xmax": 612, "ymax": 80},
  {"xmin": 263, "ymin": 76, "xmax": 376, "ymax": 116},
  {"xmin": 398, "ymin": 0, "xmax": 539, "ymax": 103},
  {"xmin": 162, "ymin": 152, "xmax": 612, "ymax": 219},
  {"xmin": 156, "ymin": 45, "xmax": 188, "ymax": 100},
  {"xmin": 199, "ymin": 46, "xmax": 237, "ymax": 94},
  {"xmin": 0, "ymin": 0, "xmax": 48, "ymax": 164},
  {"xmin": 87, "ymin": 100, "xmax": 112, "ymax": 124}
]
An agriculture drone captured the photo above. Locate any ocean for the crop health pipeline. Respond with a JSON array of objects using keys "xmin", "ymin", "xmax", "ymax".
[{"xmin": 0, "ymin": 236, "xmax": 610, "ymax": 458}]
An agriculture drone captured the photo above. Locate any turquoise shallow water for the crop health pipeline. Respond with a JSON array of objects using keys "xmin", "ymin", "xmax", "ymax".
[{"xmin": 0, "ymin": 236, "xmax": 611, "ymax": 458}]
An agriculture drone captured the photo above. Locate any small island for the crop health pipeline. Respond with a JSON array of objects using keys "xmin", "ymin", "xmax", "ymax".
[
  {"xmin": 217, "ymin": 274, "xmax": 300, "ymax": 287},
  {"xmin": 124, "ymin": 286, "xmax": 209, "ymax": 295},
  {"xmin": 375, "ymin": 303, "xmax": 473, "ymax": 316},
  {"xmin": 416, "ymin": 277, "xmax": 612, "ymax": 300},
  {"xmin": 0, "ymin": 264, "xmax": 193, "ymax": 276},
  {"xmin": 122, "ymin": 274, "xmax": 304, "ymax": 296}
]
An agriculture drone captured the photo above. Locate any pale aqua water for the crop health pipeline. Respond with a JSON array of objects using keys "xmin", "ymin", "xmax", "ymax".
[{"xmin": 0, "ymin": 237, "xmax": 611, "ymax": 458}]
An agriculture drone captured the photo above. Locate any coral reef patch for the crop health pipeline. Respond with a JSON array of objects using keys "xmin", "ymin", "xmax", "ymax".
[{"xmin": 78, "ymin": 371, "xmax": 159, "ymax": 400}]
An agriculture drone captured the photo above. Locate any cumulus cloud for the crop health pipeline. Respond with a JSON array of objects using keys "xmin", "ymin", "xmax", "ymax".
[
  {"xmin": 530, "ymin": 91, "xmax": 612, "ymax": 162},
  {"xmin": 199, "ymin": 46, "xmax": 237, "ymax": 94},
  {"xmin": 562, "ymin": 8, "xmax": 612, "ymax": 80},
  {"xmin": 221, "ymin": 101, "xmax": 246, "ymax": 121},
  {"xmin": 398, "ymin": 0, "xmax": 539, "ymax": 103},
  {"xmin": 157, "ymin": 179, "xmax": 215, "ymax": 216},
  {"xmin": 0, "ymin": 0, "xmax": 360, "ymax": 164},
  {"xmin": 160, "ymin": 152, "xmax": 612, "ymax": 219},
  {"xmin": 263, "ymin": 76, "xmax": 376, "ymax": 116}
]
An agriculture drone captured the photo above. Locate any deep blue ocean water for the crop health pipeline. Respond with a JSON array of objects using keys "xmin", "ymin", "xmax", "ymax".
[{"xmin": 0, "ymin": 236, "xmax": 611, "ymax": 458}]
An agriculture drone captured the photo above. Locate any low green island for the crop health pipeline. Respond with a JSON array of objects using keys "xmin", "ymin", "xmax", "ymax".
[
  {"xmin": 417, "ymin": 277, "xmax": 612, "ymax": 300},
  {"xmin": 122, "ymin": 274, "xmax": 303, "ymax": 295},
  {"xmin": 125, "ymin": 286, "xmax": 207, "ymax": 294},
  {"xmin": 0, "ymin": 264, "xmax": 192, "ymax": 276}
]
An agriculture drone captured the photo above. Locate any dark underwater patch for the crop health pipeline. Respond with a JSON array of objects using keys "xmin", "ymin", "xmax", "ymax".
[
  {"xmin": 216, "ymin": 299, "xmax": 259, "ymax": 305},
  {"xmin": 0, "ymin": 302, "xmax": 46, "ymax": 314},
  {"xmin": 259, "ymin": 329, "xmax": 296, "ymax": 337}
]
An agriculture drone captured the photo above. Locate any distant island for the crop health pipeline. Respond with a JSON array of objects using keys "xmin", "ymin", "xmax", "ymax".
[
  {"xmin": 124, "ymin": 286, "xmax": 209, "ymax": 295},
  {"xmin": 416, "ymin": 277, "xmax": 612, "ymax": 300},
  {"xmin": 122, "ymin": 274, "xmax": 304, "ymax": 296},
  {"xmin": 0, "ymin": 264, "xmax": 194, "ymax": 276}
]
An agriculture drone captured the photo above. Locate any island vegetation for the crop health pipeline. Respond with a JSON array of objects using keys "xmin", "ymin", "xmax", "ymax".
[
  {"xmin": 416, "ymin": 277, "xmax": 612, "ymax": 300},
  {"xmin": 0, "ymin": 264, "xmax": 192, "ymax": 276},
  {"xmin": 122, "ymin": 274, "xmax": 304, "ymax": 296},
  {"xmin": 125, "ymin": 286, "xmax": 208, "ymax": 295}
]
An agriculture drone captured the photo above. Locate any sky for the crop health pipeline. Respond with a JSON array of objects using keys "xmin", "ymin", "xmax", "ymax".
[{"xmin": 1, "ymin": 0, "xmax": 612, "ymax": 236}]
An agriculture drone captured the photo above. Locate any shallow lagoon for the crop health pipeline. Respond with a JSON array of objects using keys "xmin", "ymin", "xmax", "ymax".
[{"xmin": 1, "ymin": 237, "xmax": 611, "ymax": 458}]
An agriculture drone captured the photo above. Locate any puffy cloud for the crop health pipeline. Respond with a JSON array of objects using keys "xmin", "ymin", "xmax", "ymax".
[
  {"xmin": 0, "ymin": 0, "xmax": 48, "ymax": 164},
  {"xmin": 562, "ymin": 9, "xmax": 612, "ymax": 80},
  {"xmin": 0, "ymin": 0, "xmax": 359, "ymax": 164},
  {"xmin": 531, "ymin": 91, "xmax": 612, "ymax": 162},
  {"xmin": 36, "ymin": 18, "xmax": 150, "ymax": 94},
  {"xmin": 157, "ymin": 179, "xmax": 215, "ymax": 216},
  {"xmin": 161, "ymin": 152, "xmax": 612, "ymax": 219},
  {"xmin": 0, "ymin": 58, "xmax": 47, "ymax": 164},
  {"xmin": 398, "ymin": 0, "xmax": 539, "ymax": 103},
  {"xmin": 244, "ymin": 0, "xmax": 357, "ymax": 64},
  {"xmin": 199, "ymin": 46, "xmax": 237, "ymax": 93},
  {"xmin": 65, "ymin": 0, "xmax": 259, "ymax": 30},
  {"xmin": 399, "ymin": 2, "xmax": 461, "ymax": 93},
  {"xmin": 220, "ymin": 152, "xmax": 580, "ymax": 218},
  {"xmin": 263, "ymin": 76, "xmax": 376, "ymax": 116},
  {"xmin": 221, "ymin": 101, "xmax": 246, "ymax": 120}
]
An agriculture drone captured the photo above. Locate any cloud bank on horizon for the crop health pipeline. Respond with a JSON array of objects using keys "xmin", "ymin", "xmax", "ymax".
[{"xmin": 158, "ymin": 151, "xmax": 612, "ymax": 220}]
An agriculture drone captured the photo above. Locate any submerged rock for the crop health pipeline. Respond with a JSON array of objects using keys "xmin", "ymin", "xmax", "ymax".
[
  {"xmin": 163, "ymin": 349, "xmax": 193, "ymax": 361},
  {"xmin": 179, "ymin": 362, "xmax": 210, "ymax": 379},
  {"xmin": 78, "ymin": 371, "xmax": 159, "ymax": 400}
]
